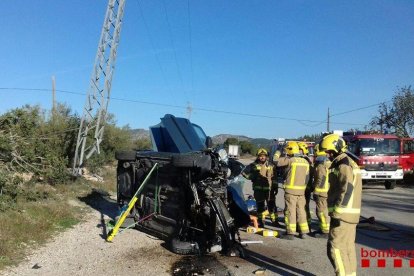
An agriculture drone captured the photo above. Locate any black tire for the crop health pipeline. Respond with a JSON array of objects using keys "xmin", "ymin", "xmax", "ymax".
[
  {"xmin": 169, "ymin": 238, "xmax": 196, "ymax": 255},
  {"xmin": 115, "ymin": 151, "xmax": 136, "ymax": 161},
  {"xmin": 172, "ymin": 154, "xmax": 198, "ymax": 168},
  {"xmin": 116, "ymin": 166, "xmax": 133, "ymax": 204},
  {"xmin": 384, "ymin": 181, "xmax": 396, "ymax": 190}
]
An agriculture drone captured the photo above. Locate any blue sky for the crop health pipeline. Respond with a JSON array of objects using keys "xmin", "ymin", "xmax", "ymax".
[{"xmin": 1, "ymin": 0, "xmax": 413, "ymax": 139}]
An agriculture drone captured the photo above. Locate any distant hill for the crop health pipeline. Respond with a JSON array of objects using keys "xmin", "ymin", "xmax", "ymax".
[
  {"xmin": 251, "ymin": 138, "xmax": 274, "ymax": 148},
  {"xmin": 212, "ymin": 134, "xmax": 273, "ymax": 148},
  {"xmin": 212, "ymin": 134, "xmax": 250, "ymax": 145},
  {"xmin": 130, "ymin": 129, "xmax": 274, "ymax": 149},
  {"xmin": 130, "ymin": 128, "xmax": 150, "ymax": 140}
]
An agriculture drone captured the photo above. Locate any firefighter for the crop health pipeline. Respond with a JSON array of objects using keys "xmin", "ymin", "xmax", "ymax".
[
  {"xmin": 298, "ymin": 141, "xmax": 314, "ymax": 229},
  {"xmin": 275, "ymin": 141, "xmax": 310, "ymax": 240},
  {"xmin": 312, "ymin": 144, "xmax": 331, "ymax": 238},
  {"xmin": 242, "ymin": 148, "xmax": 277, "ymax": 228},
  {"xmin": 319, "ymin": 134, "xmax": 362, "ymax": 276}
]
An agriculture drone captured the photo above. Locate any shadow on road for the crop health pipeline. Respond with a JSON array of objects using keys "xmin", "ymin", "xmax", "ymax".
[
  {"xmin": 356, "ymin": 219, "xmax": 414, "ymax": 253},
  {"xmin": 78, "ymin": 189, "xmax": 119, "ymax": 240},
  {"xmin": 244, "ymin": 248, "xmax": 316, "ymax": 276}
]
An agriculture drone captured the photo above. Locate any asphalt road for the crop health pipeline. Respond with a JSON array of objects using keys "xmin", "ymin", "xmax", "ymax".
[{"xmin": 213, "ymin": 158, "xmax": 414, "ymax": 276}]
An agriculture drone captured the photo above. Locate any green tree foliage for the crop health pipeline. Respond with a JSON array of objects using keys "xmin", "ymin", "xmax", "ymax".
[
  {"xmin": 297, "ymin": 133, "xmax": 323, "ymax": 143},
  {"xmin": 224, "ymin": 138, "xmax": 239, "ymax": 148},
  {"xmin": 0, "ymin": 104, "xmax": 152, "ymax": 210},
  {"xmin": 371, "ymin": 86, "xmax": 414, "ymax": 137},
  {"xmin": 134, "ymin": 138, "xmax": 152, "ymax": 150},
  {"xmin": 223, "ymin": 138, "xmax": 257, "ymax": 155},
  {"xmin": 239, "ymin": 140, "xmax": 257, "ymax": 155},
  {"xmin": 87, "ymin": 119, "xmax": 137, "ymax": 173},
  {"xmin": 0, "ymin": 104, "xmax": 79, "ymax": 184},
  {"xmin": 0, "ymin": 104, "xmax": 145, "ymax": 181}
]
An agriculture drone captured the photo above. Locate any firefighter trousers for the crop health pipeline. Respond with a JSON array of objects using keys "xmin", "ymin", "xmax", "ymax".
[
  {"xmin": 316, "ymin": 196, "xmax": 330, "ymax": 233},
  {"xmin": 327, "ymin": 219, "xmax": 357, "ymax": 276},
  {"xmin": 268, "ymin": 187, "xmax": 278, "ymax": 218},
  {"xmin": 254, "ymin": 190, "xmax": 277, "ymax": 221},
  {"xmin": 305, "ymin": 187, "xmax": 312, "ymax": 225},
  {"xmin": 284, "ymin": 193, "xmax": 309, "ymax": 235}
]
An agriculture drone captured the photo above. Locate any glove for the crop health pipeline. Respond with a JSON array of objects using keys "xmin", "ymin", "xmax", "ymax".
[{"xmin": 313, "ymin": 194, "xmax": 319, "ymax": 202}]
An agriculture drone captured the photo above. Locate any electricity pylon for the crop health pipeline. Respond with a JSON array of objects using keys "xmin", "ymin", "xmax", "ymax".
[{"xmin": 73, "ymin": 0, "xmax": 126, "ymax": 175}]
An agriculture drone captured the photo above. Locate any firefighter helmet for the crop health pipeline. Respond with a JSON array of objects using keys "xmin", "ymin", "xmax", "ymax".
[
  {"xmin": 319, "ymin": 134, "xmax": 346, "ymax": 154},
  {"xmin": 284, "ymin": 141, "xmax": 300, "ymax": 155},
  {"xmin": 297, "ymin": 142, "xmax": 309, "ymax": 155},
  {"xmin": 256, "ymin": 148, "xmax": 268, "ymax": 156},
  {"xmin": 314, "ymin": 144, "xmax": 326, "ymax": 156}
]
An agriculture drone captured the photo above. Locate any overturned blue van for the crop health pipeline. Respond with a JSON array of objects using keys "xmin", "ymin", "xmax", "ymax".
[{"xmin": 115, "ymin": 114, "xmax": 249, "ymax": 255}]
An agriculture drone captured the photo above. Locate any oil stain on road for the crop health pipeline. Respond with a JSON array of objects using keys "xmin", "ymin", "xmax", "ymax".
[{"xmin": 171, "ymin": 255, "xmax": 232, "ymax": 276}]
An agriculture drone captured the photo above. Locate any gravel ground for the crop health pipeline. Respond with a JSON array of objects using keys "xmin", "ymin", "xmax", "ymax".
[{"xmin": 2, "ymin": 193, "xmax": 181, "ymax": 276}]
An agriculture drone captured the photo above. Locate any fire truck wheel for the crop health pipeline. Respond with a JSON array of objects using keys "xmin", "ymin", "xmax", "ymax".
[{"xmin": 384, "ymin": 181, "xmax": 396, "ymax": 190}]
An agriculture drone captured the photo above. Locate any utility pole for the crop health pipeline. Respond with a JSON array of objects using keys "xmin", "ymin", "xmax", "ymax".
[
  {"xmin": 52, "ymin": 75, "xmax": 56, "ymax": 116},
  {"xmin": 327, "ymin": 107, "xmax": 330, "ymax": 132},
  {"xmin": 73, "ymin": 0, "xmax": 126, "ymax": 175},
  {"xmin": 186, "ymin": 102, "xmax": 193, "ymax": 119}
]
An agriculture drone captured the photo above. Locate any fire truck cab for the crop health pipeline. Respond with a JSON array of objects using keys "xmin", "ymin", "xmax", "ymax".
[
  {"xmin": 343, "ymin": 132, "xmax": 403, "ymax": 190},
  {"xmin": 400, "ymin": 137, "xmax": 414, "ymax": 174}
]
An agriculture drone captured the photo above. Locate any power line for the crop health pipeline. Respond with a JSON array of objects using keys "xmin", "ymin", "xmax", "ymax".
[
  {"xmin": 161, "ymin": 0, "xmax": 186, "ymax": 95},
  {"xmin": 24, "ymin": 127, "xmax": 80, "ymax": 140},
  {"xmin": 316, "ymin": 101, "xmax": 393, "ymax": 129},
  {"xmin": 187, "ymin": 0, "xmax": 194, "ymax": 94},
  {"xmin": 330, "ymin": 101, "xmax": 391, "ymax": 117},
  {"xmin": 3, "ymin": 126, "xmax": 80, "ymax": 141},
  {"xmin": 0, "ymin": 87, "xmax": 367, "ymax": 126},
  {"xmin": 135, "ymin": 0, "xmax": 172, "ymax": 97}
]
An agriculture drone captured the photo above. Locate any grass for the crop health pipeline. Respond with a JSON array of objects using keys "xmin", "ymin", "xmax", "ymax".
[{"xmin": 0, "ymin": 166, "xmax": 117, "ymax": 270}]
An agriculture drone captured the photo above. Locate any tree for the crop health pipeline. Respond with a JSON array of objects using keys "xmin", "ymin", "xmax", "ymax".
[
  {"xmin": 134, "ymin": 138, "xmax": 152, "ymax": 150},
  {"xmin": 297, "ymin": 133, "xmax": 323, "ymax": 142},
  {"xmin": 224, "ymin": 138, "xmax": 239, "ymax": 148},
  {"xmin": 239, "ymin": 140, "xmax": 256, "ymax": 155},
  {"xmin": 370, "ymin": 86, "xmax": 414, "ymax": 137}
]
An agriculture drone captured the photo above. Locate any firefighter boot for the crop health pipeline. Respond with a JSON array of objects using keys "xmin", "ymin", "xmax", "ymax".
[
  {"xmin": 258, "ymin": 211, "xmax": 267, "ymax": 228},
  {"xmin": 270, "ymin": 212, "xmax": 281, "ymax": 227}
]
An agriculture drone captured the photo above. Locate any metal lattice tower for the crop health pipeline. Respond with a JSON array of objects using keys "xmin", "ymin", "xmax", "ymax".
[{"xmin": 73, "ymin": 0, "xmax": 126, "ymax": 175}]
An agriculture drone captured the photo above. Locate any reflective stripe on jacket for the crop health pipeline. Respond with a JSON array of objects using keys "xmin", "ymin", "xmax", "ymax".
[
  {"xmin": 313, "ymin": 157, "xmax": 331, "ymax": 197},
  {"xmin": 277, "ymin": 156, "xmax": 309, "ymax": 196},
  {"xmin": 327, "ymin": 153, "xmax": 362, "ymax": 224},
  {"xmin": 243, "ymin": 161, "xmax": 274, "ymax": 191}
]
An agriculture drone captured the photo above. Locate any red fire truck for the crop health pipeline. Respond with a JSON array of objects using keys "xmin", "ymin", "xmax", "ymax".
[
  {"xmin": 400, "ymin": 137, "xmax": 414, "ymax": 174},
  {"xmin": 343, "ymin": 132, "xmax": 403, "ymax": 190}
]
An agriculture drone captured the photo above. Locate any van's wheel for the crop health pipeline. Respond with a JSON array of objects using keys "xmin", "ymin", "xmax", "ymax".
[
  {"xmin": 384, "ymin": 181, "xmax": 396, "ymax": 190},
  {"xmin": 116, "ymin": 165, "xmax": 133, "ymax": 204}
]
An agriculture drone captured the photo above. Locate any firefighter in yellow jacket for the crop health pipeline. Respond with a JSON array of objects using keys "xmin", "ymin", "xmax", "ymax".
[
  {"xmin": 319, "ymin": 134, "xmax": 362, "ymax": 276},
  {"xmin": 298, "ymin": 141, "xmax": 314, "ymax": 229},
  {"xmin": 275, "ymin": 141, "xmax": 310, "ymax": 240},
  {"xmin": 312, "ymin": 144, "xmax": 331, "ymax": 238},
  {"xmin": 242, "ymin": 148, "xmax": 277, "ymax": 228}
]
